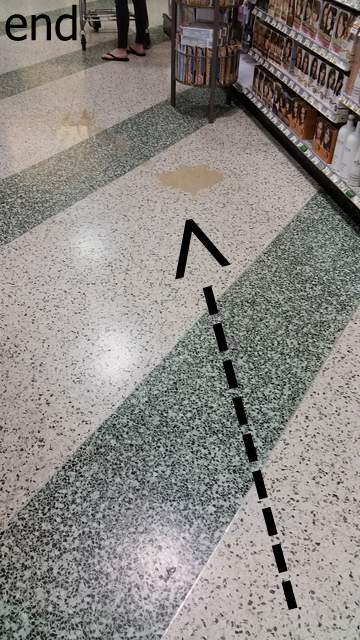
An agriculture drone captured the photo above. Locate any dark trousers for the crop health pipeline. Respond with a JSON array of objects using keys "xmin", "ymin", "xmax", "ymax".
[{"xmin": 115, "ymin": 0, "xmax": 148, "ymax": 49}]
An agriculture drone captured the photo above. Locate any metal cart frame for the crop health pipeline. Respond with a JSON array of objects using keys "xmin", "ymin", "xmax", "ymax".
[{"xmin": 79, "ymin": 0, "xmax": 151, "ymax": 51}]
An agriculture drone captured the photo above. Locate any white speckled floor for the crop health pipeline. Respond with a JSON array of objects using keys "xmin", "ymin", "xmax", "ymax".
[
  {"xmin": 0, "ymin": 106, "xmax": 317, "ymax": 528},
  {"xmin": 0, "ymin": 2, "xmax": 359, "ymax": 639},
  {"xmin": 163, "ymin": 306, "xmax": 360, "ymax": 640}
]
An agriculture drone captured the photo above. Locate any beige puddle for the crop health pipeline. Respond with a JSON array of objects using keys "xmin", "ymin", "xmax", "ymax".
[
  {"xmin": 158, "ymin": 164, "xmax": 224, "ymax": 195},
  {"xmin": 56, "ymin": 110, "xmax": 129, "ymax": 152},
  {"xmin": 57, "ymin": 110, "xmax": 101, "ymax": 144}
]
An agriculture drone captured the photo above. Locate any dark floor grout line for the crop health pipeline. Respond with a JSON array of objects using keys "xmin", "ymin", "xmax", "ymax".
[{"xmin": 203, "ymin": 284, "xmax": 298, "ymax": 611}]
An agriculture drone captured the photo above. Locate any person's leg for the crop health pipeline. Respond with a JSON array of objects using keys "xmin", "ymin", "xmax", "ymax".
[
  {"xmin": 130, "ymin": 0, "xmax": 147, "ymax": 53},
  {"xmin": 115, "ymin": 0, "xmax": 130, "ymax": 49},
  {"xmin": 102, "ymin": 0, "xmax": 129, "ymax": 60}
]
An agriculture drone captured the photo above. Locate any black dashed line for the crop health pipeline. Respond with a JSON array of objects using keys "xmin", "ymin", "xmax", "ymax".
[
  {"xmin": 203, "ymin": 286, "xmax": 218, "ymax": 315},
  {"xmin": 272, "ymin": 544, "xmax": 288, "ymax": 573},
  {"xmin": 282, "ymin": 580, "xmax": 298, "ymax": 610},
  {"xmin": 223, "ymin": 360, "xmax": 238, "ymax": 388},
  {"xmin": 242, "ymin": 433, "xmax": 257, "ymax": 462},
  {"xmin": 252, "ymin": 469, "xmax": 268, "ymax": 500},
  {"xmin": 213, "ymin": 323, "xmax": 228, "ymax": 352},
  {"xmin": 262, "ymin": 507, "xmax": 278, "ymax": 536},
  {"xmin": 232, "ymin": 396, "xmax": 248, "ymax": 425},
  {"xmin": 202, "ymin": 286, "xmax": 298, "ymax": 609}
]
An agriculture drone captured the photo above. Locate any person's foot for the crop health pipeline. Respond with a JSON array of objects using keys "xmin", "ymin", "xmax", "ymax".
[
  {"xmin": 102, "ymin": 47, "xmax": 129, "ymax": 61},
  {"xmin": 127, "ymin": 43, "xmax": 146, "ymax": 56}
]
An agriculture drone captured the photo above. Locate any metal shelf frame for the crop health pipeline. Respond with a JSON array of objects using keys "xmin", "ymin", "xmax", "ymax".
[
  {"xmin": 253, "ymin": 7, "xmax": 352, "ymax": 72},
  {"xmin": 232, "ymin": 83, "xmax": 360, "ymax": 221},
  {"xmin": 249, "ymin": 49, "xmax": 348, "ymax": 123},
  {"xmin": 170, "ymin": 0, "xmax": 232, "ymax": 123}
]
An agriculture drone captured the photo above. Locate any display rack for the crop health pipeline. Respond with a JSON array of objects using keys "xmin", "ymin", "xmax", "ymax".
[
  {"xmin": 252, "ymin": 7, "xmax": 351, "ymax": 72},
  {"xmin": 331, "ymin": 0, "xmax": 359, "ymax": 9},
  {"xmin": 249, "ymin": 50, "xmax": 348, "ymax": 123},
  {"xmin": 233, "ymin": 84, "xmax": 360, "ymax": 217},
  {"xmin": 170, "ymin": 0, "xmax": 240, "ymax": 123},
  {"xmin": 340, "ymin": 93, "xmax": 360, "ymax": 117}
]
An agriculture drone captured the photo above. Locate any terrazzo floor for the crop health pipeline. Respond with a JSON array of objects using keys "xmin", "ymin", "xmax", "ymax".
[{"xmin": 0, "ymin": 2, "xmax": 359, "ymax": 639}]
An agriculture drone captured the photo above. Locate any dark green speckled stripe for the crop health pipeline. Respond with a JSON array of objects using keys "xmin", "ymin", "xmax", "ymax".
[
  {"xmin": 0, "ymin": 87, "xmax": 231, "ymax": 246},
  {"xmin": 1, "ymin": 192, "xmax": 360, "ymax": 639},
  {"xmin": 0, "ymin": 24, "xmax": 167, "ymax": 99}
]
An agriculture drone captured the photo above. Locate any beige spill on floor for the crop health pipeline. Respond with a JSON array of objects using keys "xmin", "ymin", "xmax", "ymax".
[{"xmin": 158, "ymin": 165, "xmax": 224, "ymax": 195}]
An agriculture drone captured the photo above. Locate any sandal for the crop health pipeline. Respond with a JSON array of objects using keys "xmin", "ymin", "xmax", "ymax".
[
  {"xmin": 102, "ymin": 52, "xmax": 129, "ymax": 61},
  {"xmin": 127, "ymin": 46, "xmax": 146, "ymax": 57}
]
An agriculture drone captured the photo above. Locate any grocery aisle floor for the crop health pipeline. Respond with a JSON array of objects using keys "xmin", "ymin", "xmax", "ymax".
[{"xmin": 0, "ymin": 3, "xmax": 359, "ymax": 639}]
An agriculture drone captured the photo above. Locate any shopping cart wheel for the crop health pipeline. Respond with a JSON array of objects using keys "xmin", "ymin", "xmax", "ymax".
[
  {"xmin": 145, "ymin": 30, "xmax": 151, "ymax": 49},
  {"xmin": 90, "ymin": 17, "xmax": 101, "ymax": 31},
  {"xmin": 81, "ymin": 34, "xmax": 87, "ymax": 51}
]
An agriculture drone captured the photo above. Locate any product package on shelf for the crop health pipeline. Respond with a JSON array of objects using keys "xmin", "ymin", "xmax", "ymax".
[
  {"xmin": 287, "ymin": 0, "xmax": 295, "ymax": 27},
  {"xmin": 344, "ymin": 25, "xmax": 360, "ymax": 106},
  {"xmin": 181, "ymin": 0, "xmax": 241, "ymax": 6},
  {"xmin": 179, "ymin": 21, "xmax": 231, "ymax": 46},
  {"xmin": 317, "ymin": 2, "xmax": 337, "ymax": 49},
  {"xmin": 294, "ymin": 0, "xmax": 305, "ymax": 31},
  {"xmin": 330, "ymin": 10, "xmax": 358, "ymax": 64},
  {"xmin": 301, "ymin": 0, "xmax": 322, "ymax": 39},
  {"xmin": 292, "ymin": 99, "xmax": 318, "ymax": 138},
  {"xmin": 269, "ymin": 31, "xmax": 286, "ymax": 63},
  {"xmin": 282, "ymin": 36, "xmax": 294, "ymax": 69},
  {"xmin": 312, "ymin": 115, "xmax": 339, "ymax": 162},
  {"xmin": 176, "ymin": 40, "xmax": 241, "ymax": 86}
]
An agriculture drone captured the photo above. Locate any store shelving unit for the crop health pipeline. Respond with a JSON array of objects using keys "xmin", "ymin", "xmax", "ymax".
[
  {"xmin": 232, "ymin": 0, "xmax": 360, "ymax": 221},
  {"xmin": 233, "ymin": 84, "xmax": 360, "ymax": 216},
  {"xmin": 249, "ymin": 49, "xmax": 348, "ymax": 123},
  {"xmin": 170, "ymin": 1, "xmax": 242, "ymax": 123},
  {"xmin": 252, "ymin": 6, "xmax": 351, "ymax": 72},
  {"xmin": 171, "ymin": 0, "xmax": 222, "ymax": 123},
  {"xmin": 340, "ymin": 93, "xmax": 360, "ymax": 117}
]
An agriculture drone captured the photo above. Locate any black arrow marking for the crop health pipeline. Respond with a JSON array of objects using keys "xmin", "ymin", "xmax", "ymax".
[
  {"xmin": 201, "ymin": 285, "xmax": 298, "ymax": 611},
  {"xmin": 175, "ymin": 219, "xmax": 230, "ymax": 279}
]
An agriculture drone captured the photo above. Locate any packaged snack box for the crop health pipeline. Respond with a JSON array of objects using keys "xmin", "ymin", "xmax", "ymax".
[
  {"xmin": 312, "ymin": 116, "xmax": 338, "ymax": 162},
  {"xmin": 318, "ymin": 2, "xmax": 337, "ymax": 49}
]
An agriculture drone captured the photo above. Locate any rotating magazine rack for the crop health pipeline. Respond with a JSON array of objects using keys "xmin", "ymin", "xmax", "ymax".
[{"xmin": 170, "ymin": 0, "xmax": 242, "ymax": 123}]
